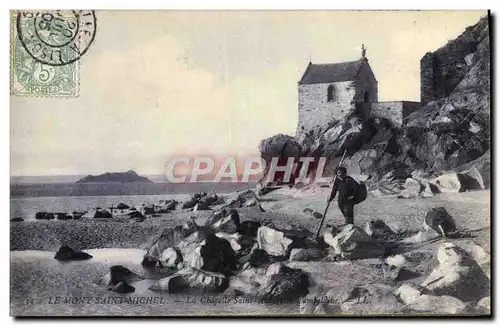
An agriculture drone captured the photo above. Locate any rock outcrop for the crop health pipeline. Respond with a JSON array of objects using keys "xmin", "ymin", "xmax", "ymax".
[
  {"xmin": 323, "ymin": 224, "xmax": 385, "ymax": 260},
  {"xmin": 149, "ymin": 267, "xmax": 229, "ymax": 293},
  {"xmin": 420, "ymin": 242, "xmax": 490, "ymax": 302},
  {"xmin": 54, "ymin": 245, "xmax": 93, "ymax": 261},
  {"xmin": 225, "ymin": 262, "xmax": 309, "ymax": 300},
  {"xmin": 258, "ymin": 17, "xmax": 490, "ymax": 190}
]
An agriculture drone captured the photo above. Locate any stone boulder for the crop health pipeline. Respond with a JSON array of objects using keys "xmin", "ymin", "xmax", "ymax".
[
  {"xmin": 324, "ymin": 224, "xmax": 385, "ymax": 260},
  {"xmin": 303, "ymin": 283, "xmax": 403, "ymax": 315},
  {"xmin": 395, "ymin": 283, "xmax": 467, "ymax": 314},
  {"xmin": 237, "ymin": 245, "xmax": 270, "ymax": 267},
  {"xmin": 72, "ymin": 211, "xmax": 85, "ymax": 220},
  {"xmin": 128, "ymin": 211, "xmax": 146, "ymax": 222},
  {"xmin": 457, "ymin": 150, "xmax": 490, "ymax": 189},
  {"xmin": 160, "ymin": 247, "xmax": 183, "ymax": 268},
  {"xmin": 256, "ymin": 226, "xmax": 295, "ymax": 257},
  {"xmin": 423, "ymin": 207, "xmax": 456, "ymax": 236},
  {"xmin": 224, "ymin": 190, "xmax": 258, "ymax": 209},
  {"xmin": 116, "ymin": 203, "xmax": 130, "ymax": 210},
  {"xmin": 198, "ymin": 192, "xmax": 219, "ymax": 207},
  {"xmin": 399, "ymin": 178, "xmax": 424, "ymax": 199},
  {"xmin": 35, "ymin": 212, "xmax": 55, "ymax": 220},
  {"xmin": 142, "ymin": 225, "xmax": 192, "ymax": 267},
  {"xmin": 54, "ymin": 245, "xmax": 92, "ymax": 261},
  {"xmin": 212, "ymin": 210, "xmax": 240, "ymax": 233},
  {"xmin": 149, "ymin": 267, "xmax": 228, "ymax": 293},
  {"xmin": 177, "ymin": 231, "xmax": 237, "ymax": 276},
  {"xmin": 182, "ymin": 197, "xmax": 198, "ymax": 209},
  {"xmin": 215, "ymin": 232, "xmax": 255, "ymax": 254},
  {"xmin": 193, "ymin": 203, "xmax": 211, "ymax": 211},
  {"xmin": 430, "ymin": 173, "xmax": 463, "ymax": 193},
  {"xmin": 420, "ymin": 242, "xmax": 490, "ymax": 302},
  {"xmin": 238, "ymin": 220, "xmax": 261, "ymax": 237},
  {"xmin": 99, "ymin": 265, "xmax": 144, "ymax": 288},
  {"xmin": 477, "ymin": 297, "xmax": 490, "ymax": 314},
  {"xmin": 225, "ymin": 262, "xmax": 309, "ymax": 301},
  {"xmin": 401, "ymin": 228, "xmax": 440, "ymax": 244},
  {"xmin": 339, "ymin": 283, "xmax": 403, "ymax": 314},
  {"xmin": 86, "ymin": 209, "xmax": 113, "ymax": 219},
  {"xmin": 363, "ymin": 220, "xmax": 395, "ymax": 239},
  {"xmin": 163, "ymin": 200, "xmax": 178, "ymax": 211},
  {"xmin": 56, "ymin": 213, "xmax": 73, "ymax": 220},
  {"xmin": 200, "ymin": 234, "xmax": 238, "ymax": 275},
  {"xmin": 260, "ymin": 134, "xmax": 302, "ymax": 158},
  {"xmin": 321, "ymin": 226, "xmax": 341, "ymax": 247},
  {"xmin": 111, "ymin": 281, "xmax": 135, "ymax": 294},
  {"xmin": 289, "ymin": 248, "xmax": 326, "ymax": 262}
]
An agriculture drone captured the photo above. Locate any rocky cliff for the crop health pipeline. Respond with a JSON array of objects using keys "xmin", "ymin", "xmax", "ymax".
[{"xmin": 259, "ymin": 16, "xmax": 490, "ymax": 189}]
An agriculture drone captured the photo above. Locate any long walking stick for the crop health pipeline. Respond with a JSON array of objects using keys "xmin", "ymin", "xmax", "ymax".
[{"xmin": 315, "ymin": 150, "xmax": 347, "ymax": 239}]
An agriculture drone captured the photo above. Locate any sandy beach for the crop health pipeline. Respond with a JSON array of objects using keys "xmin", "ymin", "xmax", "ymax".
[{"xmin": 10, "ymin": 187, "xmax": 491, "ymax": 316}]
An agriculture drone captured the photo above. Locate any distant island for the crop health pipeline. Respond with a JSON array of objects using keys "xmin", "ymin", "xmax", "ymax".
[{"xmin": 76, "ymin": 170, "xmax": 152, "ymax": 183}]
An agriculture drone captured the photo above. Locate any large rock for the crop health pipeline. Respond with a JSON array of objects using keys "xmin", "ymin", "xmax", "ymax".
[
  {"xmin": 83, "ymin": 209, "xmax": 113, "ymax": 219},
  {"xmin": 401, "ymin": 228, "xmax": 440, "ymax": 244},
  {"xmin": 403, "ymin": 294, "xmax": 467, "ymax": 314},
  {"xmin": 339, "ymin": 283, "xmax": 404, "ymax": 314},
  {"xmin": 237, "ymin": 245, "xmax": 270, "ymax": 267},
  {"xmin": 200, "ymin": 234, "xmax": 238, "ymax": 275},
  {"xmin": 182, "ymin": 197, "xmax": 198, "ymax": 209},
  {"xmin": 256, "ymin": 226, "xmax": 294, "ymax": 257},
  {"xmin": 215, "ymin": 232, "xmax": 254, "ymax": 254},
  {"xmin": 477, "ymin": 297, "xmax": 490, "ymax": 314},
  {"xmin": 212, "ymin": 210, "xmax": 240, "ymax": 233},
  {"xmin": 420, "ymin": 242, "xmax": 490, "ymax": 302},
  {"xmin": 430, "ymin": 173, "xmax": 463, "ymax": 193},
  {"xmin": 111, "ymin": 281, "xmax": 135, "ymax": 294},
  {"xmin": 160, "ymin": 247, "xmax": 183, "ymax": 268},
  {"xmin": 54, "ymin": 245, "xmax": 93, "ymax": 261},
  {"xmin": 198, "ymin": 192, "xmax": 219, "ymax": 207},
  {"xmin": 399, "ymin": 178, "xmax": 424, "ymax": 199},
  {"xmin": 128, "ymin": 210, "xmax": 146, "ymax": 222},
  {"xmin": 116, "ymin": 203, "xmax": 130, "ymax": 210},
  {"xmin": 238, "ymin": 220, "xmax": 261, "ymax": 237},
  {"xmin": 35, "ymin": 212, "xmax": 55, "ymax": 220},
  {"xmin": 223, "ymin": 190, "xmax": 258, "ymax": 209},
  {"xmin": 225, "ymin": 262, "xmax": 309, "ymax": 301},
  {"xmin": 259, "ymin": 134, "xmax": 301, "ymax": 158},
  {"xmin": 395, "ymin": 283, "xmax": 470, "ymax": 314},
  {"xmin": 363, "ymin": 220, "xmax": 395, "ymax": 239},
  {"xmin": 457, "ymin": 150, "xmax": 490, "ymax": 189},
  {"xmin": 142, "ymin": 225, "xmax": 192, "ymax": 267},
  {"xmin": 149, "ymin": 267, "xmax": 228, "ymax": 293},
  {"xmin": 423, "ymin": 207, "xmax": 456, "ymax": 236},
  {"xmin": 99, "ymin": 265, "xmax": 144, "ymax": 288},
  {"xmin": 56, "ymin": 213, "xmax": 73, "ymax": 220},
  {"xmin": 177, "ymin": 231, "xmax": 237, "ymax": 276},
  {"xmin": 324, "ymin": 224, "xmax": 385, "ymax": 260}
]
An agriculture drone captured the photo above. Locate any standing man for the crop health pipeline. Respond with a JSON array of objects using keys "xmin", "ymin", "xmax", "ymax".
[{"xmin": 328, "ymin": 167, "xmax": 358, "ymax": 225}]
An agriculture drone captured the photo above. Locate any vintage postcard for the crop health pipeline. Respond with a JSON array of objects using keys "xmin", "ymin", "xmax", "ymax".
[{"xmin": 10, "ymin": 10, "xmax": 491, "ymax": 317}]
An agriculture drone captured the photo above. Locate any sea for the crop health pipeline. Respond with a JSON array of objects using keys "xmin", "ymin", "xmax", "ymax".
[{"xmin": 10, "ymin": 178, "xmax": 255, "ymax": 220}]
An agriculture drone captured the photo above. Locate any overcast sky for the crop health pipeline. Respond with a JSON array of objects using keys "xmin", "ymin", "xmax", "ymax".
[{"xmin": 11, "ymin": 10, "xmax": 486, "ymax": 176}]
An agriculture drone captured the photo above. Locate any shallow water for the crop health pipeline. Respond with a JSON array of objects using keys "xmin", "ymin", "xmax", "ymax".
[{"xmin": 10, "ymin": 249, "xmax": 300, "ymax": 316}]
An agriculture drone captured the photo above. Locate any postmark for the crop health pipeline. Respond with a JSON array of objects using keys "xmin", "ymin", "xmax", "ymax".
[{"xmin": 10, "ymin": 10, "xmax": 97, "ymax": 97}]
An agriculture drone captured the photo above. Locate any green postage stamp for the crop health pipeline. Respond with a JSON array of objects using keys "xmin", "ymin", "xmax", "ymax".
[{"xmin": 10, "ymin": 10, "xmax": 96, "ymax": 97}]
